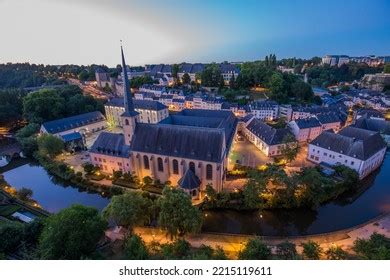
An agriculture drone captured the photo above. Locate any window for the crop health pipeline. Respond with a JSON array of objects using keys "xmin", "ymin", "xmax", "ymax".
[
  {"xmin": 158, "ymin": 157, "xmax": 164, "ymax": 172},
  {"xmin": 172, "ymin": 159, "xmax": 179, "ymax": 174},
  {"xmin": 189, "ymin": 162, "xmax": 195, "ymax": 173},
  {"xmin": 206, "ymin": 164, "xmax": 213, "ymax": 180},
  {"xmin": 125, "ymin": 119, "xmax": 129, "ymax": 125},
  {"xmin": 118, "ymin": 162, "xmax": 122, "ymax": 166},
  {"xmin": 143, "ymin": 155, "xmax": 150, "ymax": 170},
  {"xmin": 351, "ymin": 161, "xmax": 354, "ymax": 165}
]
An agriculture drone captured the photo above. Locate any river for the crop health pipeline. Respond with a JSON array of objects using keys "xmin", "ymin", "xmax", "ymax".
[{"xmin": 2, "ymin": 155, "xmax": 390, "ymax": 236}]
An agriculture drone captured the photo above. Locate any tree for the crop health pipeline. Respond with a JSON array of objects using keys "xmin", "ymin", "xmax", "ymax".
[
  {"xmin": 0, "ymin": 89, "xmax": 26, "ymax": 123},
  {"xmin": 201, "ymin": 64, "xmax": 223, "ymax": 87},
  {"xmin": 352, "ymin": 233, "xmax": 390, "ymax": 260},
  {"xmin": 102, "ymin": 192, "xmax": 152, "ymax": 234},
  {"xmin": 37, "ymin": 134, "xmax": 64, "ymax": 157},
  {"xmin": 276, "ymin": 241, "xmax": 299, "ymax": 259},
  {"xmin": 23, "ymin": 89, "xmax": 65, "ymax": 123},
  {"xmin": 238, "ymin": 238, "xmax": 272, "ymax": 260},
  {"xmin": 291, "ymin": 80, "xmax": 314, "ymax": 101},
  {"xmin": 325, "ymin": 245, "xmax": 348, "ymax": 260},
  {"xmin": 123, "ymin": 234, "xmax": 149, "ymax": 260},
  {"xmin": 39, "ymin": 205, "xmax": 107, "ymax": 259},
  {"xmin": 301, "ymin": 240, "xmax": 323, "ymax": 260},
  {"xmin": 18, "ymin": 136, "xmax": 38, "ymax": 157},
  {"xmin": 16, "ymin": 187, "xmax": 33, "ymax": 201},
  {"xmin": 15, "ymin": 123, "xmax": 40, "ymax": 139},
  {"xmin": 383, "ymin": 64, "xmax": 390, "ymax": 74},
  {"xmin": 267, "ymin": 72, "xmax": 287, "ymax": 102},
  {"xmin": 182, "ymin": 73, "xmax": 191, "ymax": 85},
  {"xmin": 242, "ymin": 183, "xmax": 262, "ymax": 209},
  {"xmin": 161, "ymin": 239, "xmax": 191, "ymax": 259},
  {"xmin": 280, "ymin": 134, "xmax": 299, "ymax": 163},
  {"xmin": 158, "ymin": 187, "xmax": 202, "ymax": 239},
  {"xmin": 83, "ymin": 163, "xmax": 97, "ymax": 174},
  {"xmin": 0, "ymin": 222, "xmax": 25, "ymax": 253}
]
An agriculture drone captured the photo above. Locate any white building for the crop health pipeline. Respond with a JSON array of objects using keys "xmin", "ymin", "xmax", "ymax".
[
  {"xmin": 243, "ymin": 118, "xmax": 296, "ymax": 157},
  {"xmin": 40, "ymin": 111, "xmax": 107, "ymax": 138},
  {"xmin": 289, "ymin": 117, "xmax": 322, "ymax": 143},
  {"xmin": 104, "ymin": 98, "xmax": 169, "ymax": 126},
  {"xmin": 251, "ymin": 100, "xmax": 279, "ymax": 121},
  {"xmin": 308, "ymin": 126, "xmax": 387, "ymax": 179}
]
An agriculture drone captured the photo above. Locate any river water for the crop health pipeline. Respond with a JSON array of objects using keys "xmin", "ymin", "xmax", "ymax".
[{"xmin": 2, "ymin": 154, "xmax": 390, "ymax": 236}]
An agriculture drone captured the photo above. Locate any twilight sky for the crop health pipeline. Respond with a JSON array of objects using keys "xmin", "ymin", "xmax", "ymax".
[{"xmin": 0, "ymin": 0, "xmax": 389, "ymax": 66}]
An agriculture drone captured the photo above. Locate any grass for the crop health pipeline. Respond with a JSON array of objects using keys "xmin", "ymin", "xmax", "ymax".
[{"xmin": 0, "ymin": 204, "xmax": 21, "ymax": 217}]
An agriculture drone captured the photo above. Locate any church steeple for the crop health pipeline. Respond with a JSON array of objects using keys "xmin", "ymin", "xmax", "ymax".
[
  {"xmin": 120, "ymin": 43, "xmax": 139, "ymax": 145},
  {"xmin": 121, "ymin": 43, "xmax": 136, "ymax": 115}
]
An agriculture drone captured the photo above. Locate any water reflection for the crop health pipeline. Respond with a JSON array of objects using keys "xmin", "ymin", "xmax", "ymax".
[{"xmin": 2, "ymin": 163, "xmax": 109, "ymax": 213}]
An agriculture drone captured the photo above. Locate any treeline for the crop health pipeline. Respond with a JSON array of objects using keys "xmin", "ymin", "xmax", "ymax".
[
  {"xmin": 0, "ymin": 63, "xmax": 116, "ymax": 89},
  {"xmin": 0, "ymin": 85, "xmax": 103, "ymax": 125},
  {"xmin": 306, "ymin": 63, "xmax": 383, "ymax": 88}
]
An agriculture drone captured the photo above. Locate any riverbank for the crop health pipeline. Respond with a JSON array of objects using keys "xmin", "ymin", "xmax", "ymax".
[{"xmin": 128, "ymin": 212, "xmax": 390, "ymax": 259}]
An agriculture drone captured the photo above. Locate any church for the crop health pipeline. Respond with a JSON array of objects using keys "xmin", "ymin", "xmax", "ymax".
[{"xmin": 89, "ymin": 46, "xmax": 238, "ymax": 196}]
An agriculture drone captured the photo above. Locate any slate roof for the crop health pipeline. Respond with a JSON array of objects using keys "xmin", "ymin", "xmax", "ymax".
[
  {"xmin": 178, "ymin": 169, "xmax": 201, "ymax": 190},
  {"xmin": 41, "ymin": 111, "xmax": 105, "ymax": 134},
  {"xmin": 357, "ymin": 109, "xmax": 384, "ymax": 119},
  {"xmin": 219, "ymin": 63, "xmax": 240, "ymax": 74},
  {"xmin": 90, "ymin": 132, "xmax": 130, "ymax": 158},
  {"xmin": 106, "ymin": 98, "xmax": 167, "ymax": 110},
  {"xmin": 316, "ymin": 112, "xmax": 341, "ymax": 124},
  {"xmin": 251, "ymin": 100, "xmax": 278, "ymax": 110},
  {"xmin": 246, "ymin": 118, "xmax": 295, "ymax": 145},
  {"xmin": 179, "ymin": 63, "xmax": 205, "ymax": 74},
  {"xmin": 310, "ymin": 126, "xmax": 386, "ymax": 160},
  {"xmin": 353, "ymin": 117, "xmax": 390, "ymax": 134},
  {"xmin": 294, "ymin": 117, "xmax": 321, "ymax": 129},
  {"xmin": 61, "ymin": 132, "xmax": 82, "ymax": 142},
  {"xmin": 131, "ymin": 124, "xmax": 225, "ymax": 163}
]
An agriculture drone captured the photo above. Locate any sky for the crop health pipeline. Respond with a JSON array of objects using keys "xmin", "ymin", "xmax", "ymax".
[{"xmin": 0, "ymin": 0, "xmax": 389, "ymax": 66}]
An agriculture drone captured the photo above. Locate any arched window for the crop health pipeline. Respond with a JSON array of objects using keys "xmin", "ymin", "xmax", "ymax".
[
  {"xmin": 143, "ymin": 155, "xmax": 149, "ymax": 170},
  {"xmin": 189, "ymin": 162, "xmax": 195, "ymax": 173},
  {"xmin": 157, "ymin": 157, "xmax": 164, "ymax": 172},
  {"xmin": 172, "ymin": 159, "xmax": 179, "ymax": 174},
  {"xmin": 125, "ymin": 119, "xmax": 129, "ymax": 125},
  {"xmin": 206, "ymin": 164, "xmax": 213, "ymax": 180}
]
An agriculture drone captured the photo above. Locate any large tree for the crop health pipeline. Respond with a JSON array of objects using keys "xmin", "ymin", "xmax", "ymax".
[
  {"xmin": 182, "ymin": 73, "xmax": 191, "ymax": 85},
  {"xmin": 238, "ymin": 238, "xmax": 272, "ymax": 260},
  {"xmin": 276, "ymin": 241, "xmax": 299, "ymax": 259},
  {"xmin": 158, "ymin": 187, "xmax": 202, "ymax": 239},
  {"xmin": 352, "ymin": 233, "xmax": 390, "ymax": 260},
  {"xmin": 102, "ymin": 192, "xmax": 152, "ymax": 233},
  {"xmin": 280, "ymin": 134, "xmax": 299, "ymax": 163},
  {"xmin": 37, "ymin": 134, "xmax": 64, "ymax": 157},
  {"xmin": 23, "ymin": 89, "xmax": 65, "ymax": 123},
  {"xmin": 39, "ymin": 205, "xmax": 107, "ymax": 259}
]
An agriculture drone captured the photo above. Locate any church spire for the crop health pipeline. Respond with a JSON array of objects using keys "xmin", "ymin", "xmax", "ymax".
[{"xmin": 121, "ymin": 43, "xmax": 135, "ymax": 114}]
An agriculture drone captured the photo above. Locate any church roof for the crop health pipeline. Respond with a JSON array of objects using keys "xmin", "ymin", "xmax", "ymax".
[
  {"xmin": 41, "ymin": 111, "xmax": 105, "ymax": 134},
  {"xmin": 131, "ymin": 124, "xmax": 226, "ymax": 163},
  {"xmin": 90, "ymin": 132, "xmax": 130, "ymax": 158},
  {"xmin": 178, "ymin": 169, "xmax": 201, "ymax": 190}
]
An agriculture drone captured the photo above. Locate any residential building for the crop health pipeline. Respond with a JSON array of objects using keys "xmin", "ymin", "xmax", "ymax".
[
  {"xmin": 308, "ymin": 127, "xmax": 387, "ymax": 178},
  {"xmin": 352, "ymin": 117, "xmax": 390, "ymax": 144},
  {"xmin": 243, "ymin": 118, "xmax": 295, "ymax": 157},
  {"xmin": 251, "ymin": 100, "xmax": 279, "ymax": 120},
  {"xmin": 289, "ymin": 117, "xmax": 322, "ymax": 142}
]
